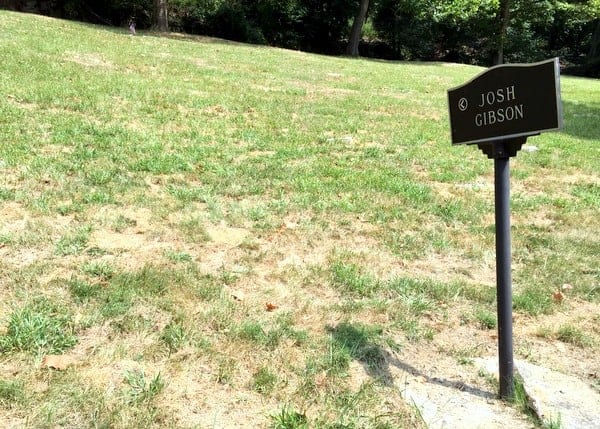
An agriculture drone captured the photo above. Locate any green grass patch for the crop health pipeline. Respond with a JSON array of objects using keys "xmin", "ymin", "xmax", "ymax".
[
  {"xmin": 330, "ymin": 260, "xmax": 380, "ymax": 297},
  {"xmin": 0, "ymin": 379, "xmax": 26, "ymax": 407},
  {"xmin": 475, "ymin": 308, "xmax": 497, "ymax": 330},
  {"xmin": 68, "ymin": 277, "xmax": 103, "ymax": 302},
  {"xmin": 0, "ymin": 297, "xmax": 77, "ymax": 355},
  {"xmin": 270, "ymin": 405, "xmax": 308, "ymax": 429},
  {"xmin": 123, "ymin": 370, "xmax": 166, "ymax": 405},
  {"xmin": 556, "ymin": 324, "xmax": 596, "ymax": 348},
  {"xmin": 252, "ymin": 366, "xmax": 278, "ymax": 395},
  {"xmin": 235, "ymin": 313, "xmax": 308, "ymax": 350},
  {"xmin": 55, "ymin": 225, "xmax": 92, "ymax": 256},
  {"xmin": 160, "ymin": 320, "xmax": 188, "ymax": 353}
]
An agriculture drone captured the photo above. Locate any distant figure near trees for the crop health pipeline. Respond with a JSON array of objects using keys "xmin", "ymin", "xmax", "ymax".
[{"xmin": 129, "ymin": 19, "xmax": 136, "ymax": 35}]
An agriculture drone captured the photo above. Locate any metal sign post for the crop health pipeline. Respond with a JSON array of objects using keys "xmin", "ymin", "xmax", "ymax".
[
  {"xmin": 477, "ymin": 138, "xmax": 526, "ymax": 399},
  {"xmin": 447, "ymin": 59, "xmax": 562, "ymax": 400},
  {"xmin": 494, "ymin": 145, "xmax": 514, "ymax": 399}
]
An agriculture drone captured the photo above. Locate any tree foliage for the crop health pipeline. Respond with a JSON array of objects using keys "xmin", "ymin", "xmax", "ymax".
[
  {"xmin": 371, "ymin": 0, "xmax": 599, "ymax": 73},
  {"xmin": 171, "ymin": 0, "xmax": 358, "ymax": 53}
]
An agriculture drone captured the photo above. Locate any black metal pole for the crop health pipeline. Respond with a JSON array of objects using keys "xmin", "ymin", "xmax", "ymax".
[{"xmin": 494, "ymin": 141, "xmax": 515, "ymax": 400}]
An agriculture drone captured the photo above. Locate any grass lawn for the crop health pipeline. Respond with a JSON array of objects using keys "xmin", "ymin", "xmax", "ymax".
[{"xmin": 0, "ymin": 11, "xmax": 598, "ymax": 428}]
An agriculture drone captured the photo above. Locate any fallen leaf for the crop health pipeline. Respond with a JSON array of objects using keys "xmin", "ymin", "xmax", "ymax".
[
  {"xmin": 552, "ymin": 290, "xmax": 564, "ymax": 303},
  {"xmin": 561, "ymin": 283, "xmax": 573, "ymax": 291},
  {"xmin": 41, "ymin": 355, "xmax": 76, "ymax": 371},
  {"xmin": 265, "ymin": 302, "xmax": 278, "ymax": 312}
]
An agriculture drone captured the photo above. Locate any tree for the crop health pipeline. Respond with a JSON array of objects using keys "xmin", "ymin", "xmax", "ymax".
[
  {"xmin": 492, "ymin": 0, "xmax": 511, "ymax": 65},
  {"xmin": 591, "ymin": 19, "xmax": 600, "ymax": 60},
  {"xmin": 346, "ymin": 0, "xmax": 370, "ymax": 56},
  {"xmin": 300, "ymin": 0, "xmax": 358, "ymax": 54},
  {"xmin": 154, "ymin": 0, "xmax": 169, "ymax": 31},
  {"xmin": 372, "ymin": 0, "xmax": 437, "ymax": 60}
]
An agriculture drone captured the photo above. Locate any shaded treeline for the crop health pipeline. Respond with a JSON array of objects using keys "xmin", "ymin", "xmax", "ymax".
[{"xmin": 1, "ymin": 0, "xmax": 599, "ymax": 76}]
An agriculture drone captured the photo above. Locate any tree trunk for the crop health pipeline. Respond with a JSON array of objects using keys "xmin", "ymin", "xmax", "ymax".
[
  {"xmin": 492, "ymin": 0, "xmax": 511, "ymax": 65},
  {"xmin": 346, "ymin": 0, "xmax": 370, "ymax": 57},
  {"xmin": 589, "ymin": 19, "xmax": 600, "ymax": 61},
  {"xmin": 154, "ymin": 0, "xmax": 169, "ymax": 32}
]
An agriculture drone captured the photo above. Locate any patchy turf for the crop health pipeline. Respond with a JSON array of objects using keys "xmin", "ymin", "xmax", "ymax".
[{"xmin": 0, "ymin": 11, "xmax": 598, "ymax": 428}]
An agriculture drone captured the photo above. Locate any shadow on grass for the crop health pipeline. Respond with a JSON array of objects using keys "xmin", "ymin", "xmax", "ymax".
[
  {"xmin": 140, "ymin": 30, "xmax": 268, "ymax": 49},
  {"xmin": 562, "ymin": 100, "xmax": 600, "ymax": 141},
  {"xmin": 327, "ymin": 322, "xmax": 494, "ymax": 400},
  {"xmin": 327, "ymin": 322, "xmax": 395, "ymax": 386}
]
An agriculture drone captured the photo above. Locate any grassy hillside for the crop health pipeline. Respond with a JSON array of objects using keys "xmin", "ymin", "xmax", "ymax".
[{"xmin": 0, "ymin": 11, "xmax": 598, "ymax": 428}]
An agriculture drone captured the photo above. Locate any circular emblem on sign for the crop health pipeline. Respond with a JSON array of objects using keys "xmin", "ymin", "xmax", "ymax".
[{"xmin": 458, "ymin": 98, "xmax": 468, "ymax": 111}]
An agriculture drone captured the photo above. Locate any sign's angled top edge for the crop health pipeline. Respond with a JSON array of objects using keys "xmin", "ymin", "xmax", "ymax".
[{"xmin": 447, "ymin": 57, "xmax": 559, "ymax": 94}]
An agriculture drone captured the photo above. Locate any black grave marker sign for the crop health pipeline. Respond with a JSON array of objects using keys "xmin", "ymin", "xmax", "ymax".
[
  {"xmin": 448, "ymin": 58, "xmax": 562, "ymax": 145},
  {"xmin": 447, "ymin": 58, "xmax": 563, "ymax": 400}
]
